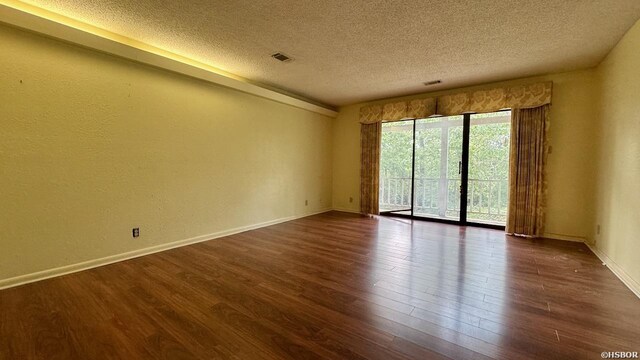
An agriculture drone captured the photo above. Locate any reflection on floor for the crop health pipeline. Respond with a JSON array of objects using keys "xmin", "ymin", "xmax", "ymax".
[{"xmin": 1, "ymin": 211, "xmax": 639, "ymax": 359}]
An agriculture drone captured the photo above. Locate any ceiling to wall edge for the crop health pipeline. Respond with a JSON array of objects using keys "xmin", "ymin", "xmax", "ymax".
[{"xmin": 0, "ymin": 1, "xmax": 339, "ymax": 118}]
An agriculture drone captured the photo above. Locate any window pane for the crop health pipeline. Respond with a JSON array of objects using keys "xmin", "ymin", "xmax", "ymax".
[
  {"xmin": 379, "ymin": 120, "xmax": 413, "ymax": 214},
  {"xmin": 413, "ymin": 116, "xmax": 462, "ymax": 221},
  {"xmin": 468, "ymin": 111, "xmax": 511, "ymax": 225}
]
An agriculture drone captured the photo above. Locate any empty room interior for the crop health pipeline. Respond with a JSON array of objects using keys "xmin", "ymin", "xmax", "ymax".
[{"xmin": 2, "ymin": 0, "xmax": 640, "ymax": 359}]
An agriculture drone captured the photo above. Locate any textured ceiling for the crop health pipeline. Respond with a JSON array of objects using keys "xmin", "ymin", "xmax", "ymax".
[{"xmin": 19, "ymin": 0, "xmax": 640, "ymax": 107}]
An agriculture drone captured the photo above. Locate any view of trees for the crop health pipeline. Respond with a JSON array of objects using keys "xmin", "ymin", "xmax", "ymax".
[{"xmin": 380, "ymin": 112, "xmax": 511, "ymax": 224}]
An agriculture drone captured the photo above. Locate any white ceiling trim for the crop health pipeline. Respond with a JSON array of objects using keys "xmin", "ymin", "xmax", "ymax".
[{"xmin": 0, "ymin": 1, "xmax": 338, "ymax": 117}]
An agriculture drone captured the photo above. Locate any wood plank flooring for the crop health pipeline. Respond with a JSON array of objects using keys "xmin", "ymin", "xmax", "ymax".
[{"xmin": 1, "ymin": 211, "xmax": 639, "ymax": 359}]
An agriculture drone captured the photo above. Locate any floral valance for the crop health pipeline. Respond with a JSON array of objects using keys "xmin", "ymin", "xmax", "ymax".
[
  {"xmin": 359, "ymin": 82, "xmax": 552, "ymax": 123},
  {"xmin": 359, "ymin": 98, "xmax": 436, "ymax": 124},
  {"xmin": 437, "ymin": 82, "xmax": 553, "ymax": 116}
]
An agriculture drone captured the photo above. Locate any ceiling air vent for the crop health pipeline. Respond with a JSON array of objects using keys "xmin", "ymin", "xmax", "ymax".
[
  {"xmin": 424, "ymin": 80, "xmax": 442, "ymax": 86},
  {"xmin": 271, "ymin": 52, "xmax": 292, "ymax": 62}
]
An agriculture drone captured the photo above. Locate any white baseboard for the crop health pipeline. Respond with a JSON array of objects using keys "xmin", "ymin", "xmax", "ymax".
[
  {"xmin": 543, "ymin": 232, "xmax": 587, "ymax": 242},
  {"xmin": 585, "ymin": 243, "xmax": 640, "ymax": 299},
  {"xmin": 331, "ymin": 207, "xmax": 361, "ymax": 214},
  {"xmin": 0, "ymin": 208, "xmax": 332, "ymax": 290}
]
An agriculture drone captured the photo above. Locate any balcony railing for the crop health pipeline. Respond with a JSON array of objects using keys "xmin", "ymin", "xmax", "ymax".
[{"xmin": 380, "ymin": 177, "xmax": 508, "ymax": 224}]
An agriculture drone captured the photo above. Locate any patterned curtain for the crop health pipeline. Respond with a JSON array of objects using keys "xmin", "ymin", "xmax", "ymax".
[
  {"xmin": 436, "ymin": 82, "xmax": 552, "ymax": 115},
  {"xmin": 359, "ymin": 98, "xmax": 436, "ymax": 124},
  {"xmin": 506, "ymin": 105, "xmax": 550, "ymax": 237},
  {"xmin": 357, "ymin": 82, "xmax": 552, "ymax": 222},
  {"xmin": 360, "ymin": 122, "xmax": 382, "ymax": 215}
]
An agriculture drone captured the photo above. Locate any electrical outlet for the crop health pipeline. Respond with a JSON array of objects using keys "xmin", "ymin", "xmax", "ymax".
[
  {"xmin": 597, "ymin": 224, "xmax": 601, "ymax": 235},
  {"xmin": 305, "ymin": 200, "xmax": 308, "ymax": 206},
  {"xmin": 349, "ymin": 196, "xmax": 353, "ymax": 203},
  {"xmin": 132, "ymin": 228, "xmax": 140, "ymax": 238}
]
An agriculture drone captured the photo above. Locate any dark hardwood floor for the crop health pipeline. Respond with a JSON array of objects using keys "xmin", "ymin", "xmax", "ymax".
[{"xmin": 1, "ymin": 211, "xmax": 639, "ymax": 359}]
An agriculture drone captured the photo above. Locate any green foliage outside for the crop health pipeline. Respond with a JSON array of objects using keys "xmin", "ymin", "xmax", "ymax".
[{"xmin": 380, "ymin": 112, "xmax": 511, "ymax": 224}]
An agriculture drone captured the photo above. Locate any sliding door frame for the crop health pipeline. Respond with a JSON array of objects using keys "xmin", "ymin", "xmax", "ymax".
[{"xmin": 379, "ymin": 112, "xmax": 508, "ymax": 231}]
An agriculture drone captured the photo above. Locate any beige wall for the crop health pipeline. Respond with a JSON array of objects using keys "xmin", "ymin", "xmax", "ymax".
[
  {"xmin": 592, "ymin": 20, "xmax": 640, "ymax": 290},
  {"xmin": 3, "ymin": 13, "xmax": 639, "ymax": 293},
  {"xmin": 0, "ymin": 24, "xmax": 333, "ymax": 283},
  {"xmin": 332, "ymin": 70, "xmax": 599, "ymax": 242}
]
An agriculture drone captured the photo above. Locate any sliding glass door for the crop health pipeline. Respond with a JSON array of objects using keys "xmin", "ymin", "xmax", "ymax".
[
  {"xmin": 379, "ymin": 120, "xmax": 413, "ymax": 215},
  {"xmin": 413, "ymin": 116, "xmax": 463, "ymax": 221},
  {"xmin": 379, "ymin": 111, "xmax": 511, "ymax": 228},
  {"xmin": 467, "ymin": 112, "xmax": 511, "ymax": 225}
]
